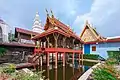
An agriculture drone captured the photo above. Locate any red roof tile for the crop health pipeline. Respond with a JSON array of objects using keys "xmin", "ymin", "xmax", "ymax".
[
  {"xmin": 0, "ymin": 42, "xmax": 35, "ymax": 47},
  {"xmin": 15, "ymin": 27, "xmax": 39, "ymax": 35},
  {"xmin": 85, "ymin": 37, "xmax": 120, "ymax": 44},
  {"xmin": 32, "ymin": 28, "xmax": 70, "ymax": 39},
  {"xmin": 41, "ymin": 17, "xmax": 83, "ymax": 42}
]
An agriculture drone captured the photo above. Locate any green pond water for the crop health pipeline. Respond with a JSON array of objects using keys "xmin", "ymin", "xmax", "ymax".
[{"xmin": 41, "ymin": 61, "xmax": 97, "ymax": 80}]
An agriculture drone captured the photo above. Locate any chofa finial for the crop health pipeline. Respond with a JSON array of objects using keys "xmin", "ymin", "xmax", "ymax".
[
  {"xmin": 50, "ymin": 9, "xmax": 54, "ymax": 18},
  {"xmin": 86, "ymin": 20, "xmax": 89, "ymax": 24},
  {"xmin": 45, "ymin": 9, "xmax": 49, "ymax": 17}
]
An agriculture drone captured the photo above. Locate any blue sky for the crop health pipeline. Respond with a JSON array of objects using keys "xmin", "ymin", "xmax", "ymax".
[{"xmin": 0, "ymin": 0, "xmax": 120, "ymax": 37}]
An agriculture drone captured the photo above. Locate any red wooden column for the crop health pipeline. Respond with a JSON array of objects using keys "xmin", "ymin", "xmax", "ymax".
[
  {"xmin": 63, "ymin": 52, "xmax": 65, "ymax": 66},
  {"xmin": 47, "ymin": 52, "xmax": 49, "ymax": 66},
  {"xmin": 78, "ymin": 52, "xmax": 80, "ymax": 66},
  {"xmin": 40, "ymin": 56, "xmax": 42, "ymax": 71},
  {"xmin": 55, "ymin": 52, "xmax": 58, "ymax": 68},
  {"xmin": 81, "ymin": 52, "xmax": 83, "ymax": 65},
  {"xmin": 72, "ymin": 53, "xmax": 74, "ymax": 65}
]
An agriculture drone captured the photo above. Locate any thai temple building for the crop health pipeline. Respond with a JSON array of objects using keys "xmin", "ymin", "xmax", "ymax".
[
  {"xmin": 0, "ymin": 19, "xmax": 10, "ymax": 42},
  {"xmin": 80, "ymin": 21, "xmax": 120, "ymax": 59},
  {"xmin": 33, "ymin": 10, "xmax": 83, "ymax": 68},
  {"xmin": 0, "ymin": 12, "xmax": 43, "ymax": 64}
]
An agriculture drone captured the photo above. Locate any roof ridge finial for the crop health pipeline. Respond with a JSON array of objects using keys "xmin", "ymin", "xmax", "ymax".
[
  {"xmin": 86, "ymin": 20, "xmax": 89, "ymax": 25},
  {"xmin": 45, "ymin": 9, "xmax": 49, "ymax": 17},
  {"xmin": 50, "ymin": 9, "xmax": 54, "ymax": 18}
]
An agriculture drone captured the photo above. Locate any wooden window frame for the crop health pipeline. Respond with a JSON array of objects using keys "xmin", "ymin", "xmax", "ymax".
[{"xmin": 92, "ymin": 46, "xmax": 96, "ymax": 51}]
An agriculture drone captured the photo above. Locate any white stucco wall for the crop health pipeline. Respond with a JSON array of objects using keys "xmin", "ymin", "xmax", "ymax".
[
  {"xmin": 90, "ymin": 42, "xmax": 120, "ymax": 59},
  {"xmin": 0, "ymin": 23, "xmax": 10, "ymax": 42}
]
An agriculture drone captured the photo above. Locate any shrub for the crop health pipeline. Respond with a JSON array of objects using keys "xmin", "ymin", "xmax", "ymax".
[
  {"xmin": 92, "ymin": 58, "xmax": 120, "ymax": 80},
  {"xmin": 0, "ymin": 47, "xmax": 7, "ymax": 56},
  {"xmin": 13, "ymin": 71, "xmax": 45, "ymax": 80},
  {"xmin": 2, "ymin": 64, "xmax": 16, "ymax": 74},
  {"xmin": 93, "ymin": 67, "xmax": 117, "ymax": 80},
  {"xmin": 107, "ymin": 51, "xmax": 120, "ymax": 62},
  {"xmin": 83, "ymin": 54, "xmax": 99, "ymax": 60}
]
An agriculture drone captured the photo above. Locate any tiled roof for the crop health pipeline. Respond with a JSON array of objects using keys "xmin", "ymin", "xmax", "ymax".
[
  {"xmin": 85, "ymin": 37, "xmax": 120, "ymax": 44},
  {"xmin": 15, "ymin": 27, "xmax": 39, "ymax": 35},
  {"xmin": 0, "ymin": 42, "xmax": 35, "ymax": 47},
  {"xmin": 33, "ymin": 17, "xmax": 83, "ymax": 43},
  {"xmin": 32, "ymin": 28, "xmax": 70, "ymax": 39}
]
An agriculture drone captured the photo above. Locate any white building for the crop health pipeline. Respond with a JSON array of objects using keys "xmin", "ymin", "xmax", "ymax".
[
  {"xmin": 32, "ymin": 12, "xmax": 43, "ymax": 33},
  {"xmin": 0, "ymin": 19, "xmax": 10, "ymax": 42}
]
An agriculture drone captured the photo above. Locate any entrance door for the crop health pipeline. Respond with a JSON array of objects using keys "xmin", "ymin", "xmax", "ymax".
[{"xmin": 84, "ymin": 44, "xmax": 90, "ymax": 54}]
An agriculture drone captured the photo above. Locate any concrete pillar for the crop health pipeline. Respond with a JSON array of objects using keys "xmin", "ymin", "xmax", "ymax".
[
  {"xmin": 47, "ymin": 52, "xmax": 49, "ymax": 66},
  {"xmin": 63, "ymin": 53, "xmax": 65, "ymax": 66},
  {"xmin": 55, "ymin": 52, "xmax": 58, "ymax": 68}
]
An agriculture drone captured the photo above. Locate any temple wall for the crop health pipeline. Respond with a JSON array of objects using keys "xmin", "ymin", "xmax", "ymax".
[
  {"xmin": 0, "ymin": 46, "xmax": 34, "ymax": 64},
  {"xmin": 89, "ymin": 42, "xmax": 120, "ymax": 59}
]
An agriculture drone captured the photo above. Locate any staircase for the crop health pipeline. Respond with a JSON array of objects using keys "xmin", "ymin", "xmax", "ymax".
[{"xmin": 28, "ymin": 53, "xmax": 42, "ymax": 69}]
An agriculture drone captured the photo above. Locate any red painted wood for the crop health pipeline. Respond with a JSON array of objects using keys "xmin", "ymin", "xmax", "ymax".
[{"xmin": 34, "ymin": 48, "xmax": 82, "ymax": 53}]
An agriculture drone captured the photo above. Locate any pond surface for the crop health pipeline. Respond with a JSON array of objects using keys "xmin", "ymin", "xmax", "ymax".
[{"xmin": 41, "ymin": 61, "xmax": 97, "ymax": 80}]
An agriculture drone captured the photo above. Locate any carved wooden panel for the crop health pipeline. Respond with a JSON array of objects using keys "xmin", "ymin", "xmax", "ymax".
[{"xmin": 81, "ymin": 29, "xmax": 97, "ymax": 42}]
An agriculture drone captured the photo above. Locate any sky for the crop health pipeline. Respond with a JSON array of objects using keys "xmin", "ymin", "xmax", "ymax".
[{"xmin": 0, "ymin": 0, "xmax": 120, "ymax": 37}]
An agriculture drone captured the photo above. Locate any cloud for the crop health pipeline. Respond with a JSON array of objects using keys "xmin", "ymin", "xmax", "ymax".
[
  {"xmin": 73, "ymin": 0, "xmax": 120, "ymax": 37},
  {"xmin": 0, "ymin": 0, "xmax": 81, "ymax": 31}
]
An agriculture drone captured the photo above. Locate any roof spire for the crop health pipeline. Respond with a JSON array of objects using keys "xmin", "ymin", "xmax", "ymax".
[
  {"xmin": 50, "ymin": 9, "xmax": 54, "ymax": 18},
  {"xmin": 32, "ymin": 12, "xmax": 43, "ymax": 33},
  {"xmin": 45, "ymin": 9, "xmax": 49, "ymax": 17}
]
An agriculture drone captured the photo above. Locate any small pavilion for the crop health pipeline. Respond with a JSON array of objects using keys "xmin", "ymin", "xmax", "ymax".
[{"xmin": 32, "ymin": 10, "xmax": 83, "ymax": 68}]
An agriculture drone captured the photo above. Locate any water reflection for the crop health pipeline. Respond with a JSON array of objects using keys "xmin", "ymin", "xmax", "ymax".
[
  {"xmin": 55, "ymin": 69, "xmax": 57, "ymax": 80},
  {"xmin": 47, "ymin": 66, "xmax": 49, "ymax": 79},
  {"xmin": 63, "ymin": 66, "xmax": 65, "ymax": 80},
  {"xmin": 43, "ymin": 61, "xmax": 96, "ymax": 80}
]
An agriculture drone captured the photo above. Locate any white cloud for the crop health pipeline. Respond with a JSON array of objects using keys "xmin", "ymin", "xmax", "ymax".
[{"xmin": 73, "ymin": 0, "xmax": 120, "ymax": 37}]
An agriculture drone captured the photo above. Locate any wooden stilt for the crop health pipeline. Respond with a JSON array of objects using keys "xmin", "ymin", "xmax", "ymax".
[
  {"xmin": 81, "ymin": 52, "xmax": 83, "ymax": 66},
  {"xmin": 47, "ymin": 52, "xmax": 49, "ymax": 66},
  {"xmin": 63, "ymin": 52, "xmax": 65, "ymax": 66},
  {"xmin": 79, "ymin": 52, "xmax": 80, "ymax": 66},
  {"xmin": 72, "ymin": 53, "xmax": 74, "ymax": 65},
  {"xmin": 40, "ymin": 56, "xmax": 42, "ymax": 71},
  {"xmin": 55, "ymin": 52, "xmax": 58, "ymax": 68}
]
